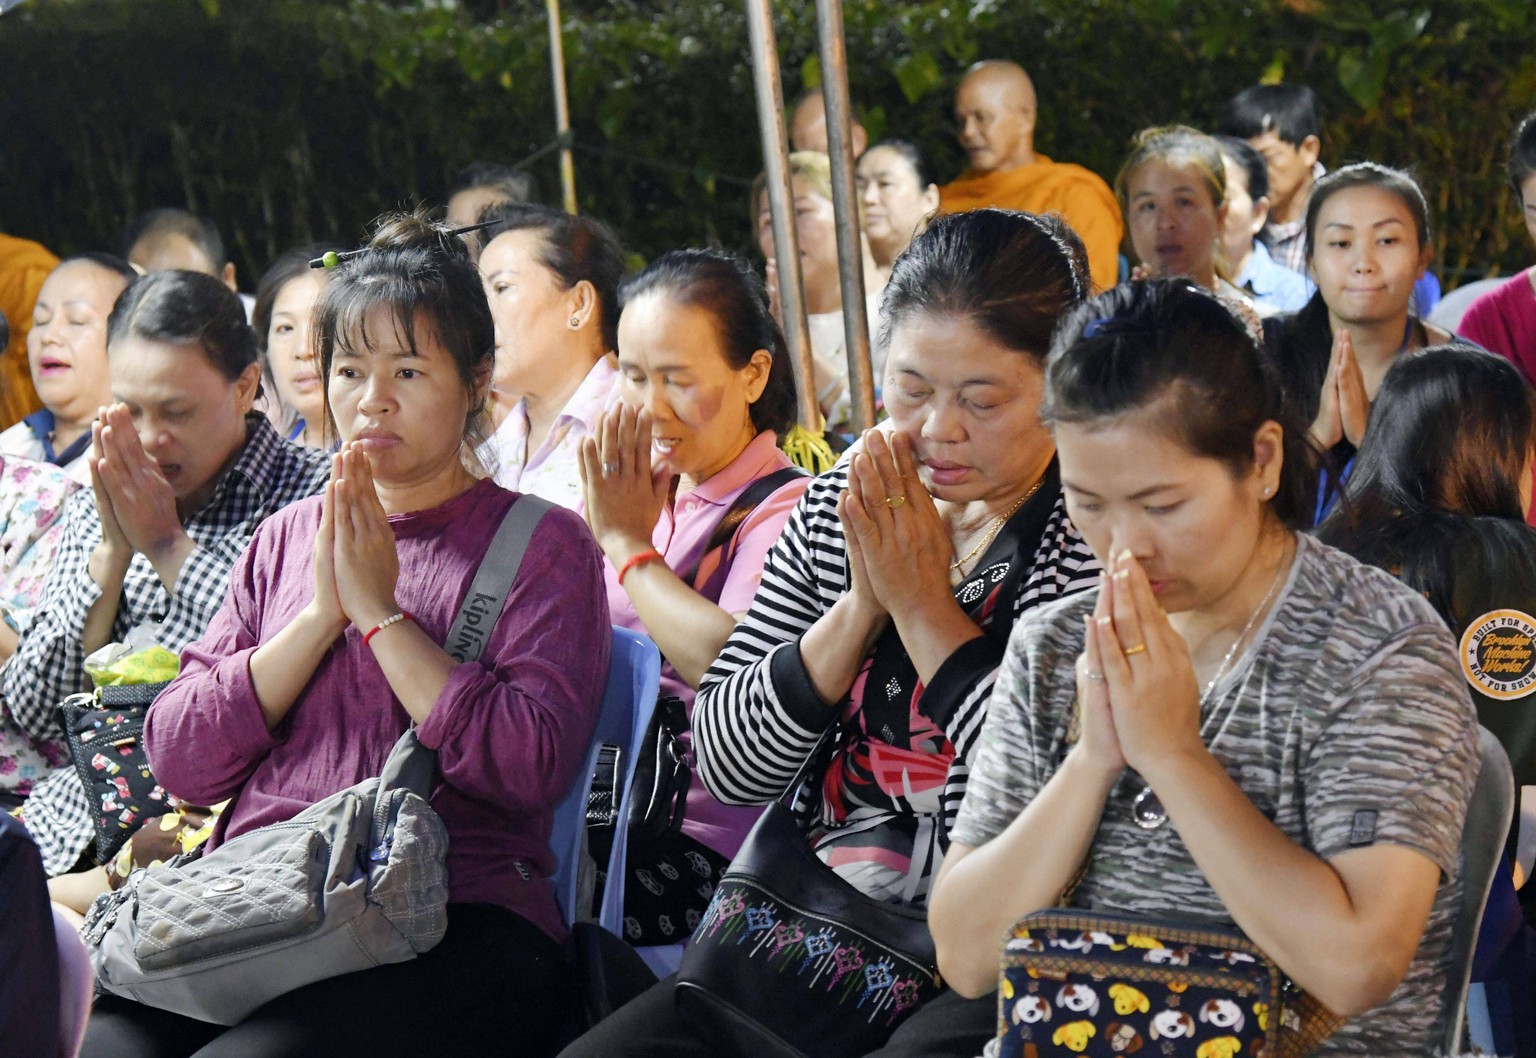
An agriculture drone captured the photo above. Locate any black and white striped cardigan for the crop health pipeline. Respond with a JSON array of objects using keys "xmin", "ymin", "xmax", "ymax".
[{"xmin": 693, "ymin": 454, "xmax": 1100, "ymax": 875}]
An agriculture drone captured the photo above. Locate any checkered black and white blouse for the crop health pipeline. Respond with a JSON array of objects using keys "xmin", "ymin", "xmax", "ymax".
[{"xmin": 5, "ymin": 416, "xmax": 328, "ymax": 873}]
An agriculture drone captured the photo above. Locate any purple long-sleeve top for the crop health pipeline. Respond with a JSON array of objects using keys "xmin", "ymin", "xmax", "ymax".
[{"xmin": 144, "ymin": 478, "xmax": 610, "ymax": 942}]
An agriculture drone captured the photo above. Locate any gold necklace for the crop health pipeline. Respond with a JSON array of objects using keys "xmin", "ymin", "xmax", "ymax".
[{"xmin": 948, "ymin": 477, "xmax": 1044, "ymax": 574}]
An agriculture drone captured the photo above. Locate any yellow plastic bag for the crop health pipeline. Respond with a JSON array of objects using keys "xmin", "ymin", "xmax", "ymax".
[{"xmin": 83, "ymin": 644, "xmax": 181, "ymax": 688}]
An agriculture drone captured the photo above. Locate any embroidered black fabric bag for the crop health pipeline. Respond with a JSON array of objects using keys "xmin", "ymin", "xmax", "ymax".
[
  {"xmin": 674, "ymin": 730, "xmax": 942, "ymax": 1058},
  {"xmin": 998, "ymin": 910, "xmax": 1343, "ymax": 1058},
  {"xmin": 59, "ymin": 681, "xmax": 176, "ymax": 865}
]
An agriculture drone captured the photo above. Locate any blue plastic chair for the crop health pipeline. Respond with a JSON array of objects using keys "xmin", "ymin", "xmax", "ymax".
[{"xmin": 549, "ymin": 626, "xmax": 661, "ymax": 935}]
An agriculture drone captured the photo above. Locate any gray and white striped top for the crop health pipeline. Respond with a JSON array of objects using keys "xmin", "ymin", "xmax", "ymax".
[{"xmin": 954, "ymin": 532, "xmax": 1480, "ymax": 1057}]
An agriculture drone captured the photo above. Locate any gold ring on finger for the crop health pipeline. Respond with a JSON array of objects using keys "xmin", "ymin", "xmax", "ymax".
[
  {"xmin": 886, "ymin": 494, "xmax": 907, "ymax": 510},
  {"xmin": 1123, "ymin": 643, "xmax": 1148, "ymax": 656}
]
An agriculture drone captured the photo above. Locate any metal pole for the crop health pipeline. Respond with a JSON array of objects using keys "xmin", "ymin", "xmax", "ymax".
[
  {"xmin": 546, "ymin": 0, "xmax": 578, "ymax": 215},
  {"xmin": 814, "ymin": 0, "xmax": 875, "ymax": 433},
  {"xmin": 745, "ymin": 0, "xmax": 821, "ymax": 432}
]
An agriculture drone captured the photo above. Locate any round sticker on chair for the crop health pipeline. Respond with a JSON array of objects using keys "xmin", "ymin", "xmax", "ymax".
[{"xmin": 1461, "ymin": 609, "xmax": 1536, "ymax": 700}]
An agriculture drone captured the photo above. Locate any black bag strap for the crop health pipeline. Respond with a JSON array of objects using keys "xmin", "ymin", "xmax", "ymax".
[
  {"xmin": 681, "ymin": 467, "xmax": 807, "ymax": 590},
  {"xmin": 779, "ymin": 722, "xmax": 841, "ymax": 811},
  {"xmin": 380, "ymin": 494, "xmax": 553, "ymax": 800},
  {"xmin": 633, "ymin": 695, "xmax": 692, "ymax": 840}
]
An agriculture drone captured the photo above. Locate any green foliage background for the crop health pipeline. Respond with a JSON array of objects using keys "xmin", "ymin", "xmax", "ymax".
[{"xmin": 2, "ymin": 0, "xmax": 1533, "ymax": 287}]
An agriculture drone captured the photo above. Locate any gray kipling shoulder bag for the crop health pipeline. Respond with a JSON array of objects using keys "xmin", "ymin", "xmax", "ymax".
[{"xmin": 81, "ymin": 495, "xmax": 553, "ymax": 1026}]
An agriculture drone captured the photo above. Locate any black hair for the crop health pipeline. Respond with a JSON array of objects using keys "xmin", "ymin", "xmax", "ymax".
[
  {"xmin": 1217, "ymin": 84, "xmax": 1321, "ymax": 146},
  {"xmin": 1215, "ymin": 135, "xmax": 1270, "ymax": 203},
  {"xmin": 861, "ymin": 138, "xmax": 935, "ymax": 191},
  {"xmin": 1267, "ymin": 163, "xmax": 1433, "ymax": 437},
  {"xmin": 477, "ymin": 203, "xmax": 626, "ymax": 352},
  {"xmin": 446, "ymin": 162, "xmax": 540, "ymax": 207},
  {"xmin": 1043, "ymin": 279, "xmax": 1316, "ymax": 529},
  {"xmin": 252, "ymin": 244, "xmax": 330, "ymax": 354},
  {"xmin": 312, "ymin": 214, "xmax": 494, "ymax": 449},
  {"xmin": 0, "ymin": 309, "xmax": 8, "ymax": 352},
  {"xmin": 1508, "ymin": 111, "xmax": 1536, "ymax": 206},
  {"xmin": 879, "ymin": 208, "xmax": 1088, "ymax": 363},
  {"xmin": 60, "ymin": 252, "xmax": 139, "ymax": 285},
  {"xmin": 120, "ymin": 208, "xmax": 228, "ymax": 270},
  {"xmin": 107, "ymin": 269, "xmax": 257, "ymax": 382},
  {"xmin": 1304, "ymin": 162, "xmax": 1431, "ymax": 259},
  {"xmin": 1263, "ymin": 292, "xmax": 1334, "ymax": 430},
  {"xmin": 1317, "ymin": 346, "xmax": 1536, "ymax": 625},
  {"xmin": 1320, "ymin": 345, "xmax": 1532, "ymax": 529},
  {"xmin": 619, "ymin": 249, "xmax": 798, "ymax": 436}
]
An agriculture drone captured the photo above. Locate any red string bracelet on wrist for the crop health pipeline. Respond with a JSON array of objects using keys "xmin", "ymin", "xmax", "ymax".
[
  {"xmin": 363, "ymin": 611, "xmax": 414, "ymax": 646},
  {"xmin": 617, "ymin": 549, "xmax": 664, "ymax": 586}
]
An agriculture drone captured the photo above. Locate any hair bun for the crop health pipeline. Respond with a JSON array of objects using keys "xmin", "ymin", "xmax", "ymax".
[{"xmin": 366, "ymin": 213, "xmax": 467, "ymax": 259}]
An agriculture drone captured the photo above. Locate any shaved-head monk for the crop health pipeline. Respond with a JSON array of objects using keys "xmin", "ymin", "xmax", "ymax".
[
  {"xmin": 790, "ymin": 88, "xmax": 868, "ymax": 158},
  {"xmin": 940, "ymin": 60, "xmax": 1122, "ymax": 291}
]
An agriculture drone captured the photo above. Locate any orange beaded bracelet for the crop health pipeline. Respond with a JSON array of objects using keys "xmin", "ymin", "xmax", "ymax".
[{"xmin": 617, "ymin": 549, "xmax": 664, "ymax": 586}]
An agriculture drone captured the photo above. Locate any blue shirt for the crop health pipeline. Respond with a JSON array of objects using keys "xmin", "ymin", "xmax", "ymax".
[
  {"xmin": 1236, "ymin": 241, "xmax": 1312, "ymax": 313},
  {"xmin": 20, "ymin": 408, "xmax": 90, "ymax": 467}
]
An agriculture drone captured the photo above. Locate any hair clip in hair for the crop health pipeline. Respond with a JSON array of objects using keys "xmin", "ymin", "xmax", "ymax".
[
  {"xmin": 308, "ymin": 219, "xmax": 503, "ymax": 270},
  {"xmin": 1082, "ymin": 309, "xmax": 1167, "ymax": 341},
  {"xmin": 1083, "ymin": 316, "xmax": 1130, "ymax": 340}
]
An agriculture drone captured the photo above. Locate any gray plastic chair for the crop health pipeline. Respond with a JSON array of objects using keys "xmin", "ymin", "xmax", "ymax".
[{"xmin": 1440, "ymin": 725, "xmax": 1515, "ymax": 1055}]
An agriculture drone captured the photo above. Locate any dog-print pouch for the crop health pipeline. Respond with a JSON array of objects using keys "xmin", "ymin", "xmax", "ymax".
[{"xmin": 997, "ymin": 911, "xmax": 1343, "ymax": 1058}]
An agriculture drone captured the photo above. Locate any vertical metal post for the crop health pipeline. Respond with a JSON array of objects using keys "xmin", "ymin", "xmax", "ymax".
[
  {"xmin": 746, "ymin": 0, "xmax": 821, "ymax": 432},
  {"xmin": 546, "ymin": 0, "xmax": 579, "ymax": 215},
  {"xmin": 815, "ymin": 0, "xmax": 875, "ymax": 432}
]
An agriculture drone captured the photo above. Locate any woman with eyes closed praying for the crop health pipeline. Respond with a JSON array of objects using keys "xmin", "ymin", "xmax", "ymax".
[
  {"xmin": 930, "ymin": 278, "xmax": 1479, "ymax": 1058},
  {"xmin": 578, "ymin": 248, "xmax": 810, "ymax": 947},
  {"xmin": 559, "ymin": 208, "xmax": 1099, "ymax": 1058},
  {"xmin": 3, "ymin": 269, "xmax": 330, "ymax": 878}
]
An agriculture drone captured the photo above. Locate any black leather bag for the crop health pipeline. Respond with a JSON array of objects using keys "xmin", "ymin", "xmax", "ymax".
[
  {"xmin": 586, "ymin": 465, "xmax": 808, "ymax": 929},
  {"xmin": 674, "ymin": 731, "xmax": 942, "ymax": 1058},
  {"xmin": 59, "ymin": 681, "xmax": 176, "ymax": 865}
]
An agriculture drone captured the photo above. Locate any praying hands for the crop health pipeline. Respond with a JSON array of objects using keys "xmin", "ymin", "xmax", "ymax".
[
  {"xmin": 88, "ymin": 403, "xmax": 193, "ymax": 590},
  {"xmin": 307, "ymin": 444, "xmax": 403, "ymax": 638},
  {"xmin": 1309, "ymin": 328, "xmax": 1370, "ymax": 450}
]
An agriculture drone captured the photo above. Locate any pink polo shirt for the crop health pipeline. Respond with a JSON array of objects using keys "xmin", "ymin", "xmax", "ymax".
[
  {"xmin": 603, "ymin": 429, "xmax": 809, "ymax": 858},
  {"xmin": 482, "ymin": 355, "xmax": 619, "ymax": 512}
]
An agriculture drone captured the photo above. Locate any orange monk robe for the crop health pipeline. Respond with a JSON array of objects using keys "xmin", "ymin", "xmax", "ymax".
[
  {"xmin": 0, "ymin": 233, "xmax": 57, "ymax": 429},
  {"xmin": 940, "ymin": 156, "xmax": 1123, "ymax": 293}
]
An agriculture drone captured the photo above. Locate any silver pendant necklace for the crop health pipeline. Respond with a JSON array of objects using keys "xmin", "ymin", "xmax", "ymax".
[{"xmin": 1130, "ymin": 542, "xmax": 1292, "ymax": 830}]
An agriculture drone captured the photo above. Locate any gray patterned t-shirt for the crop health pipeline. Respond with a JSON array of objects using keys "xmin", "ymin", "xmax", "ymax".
[{"xmin": 952, "ymin": 533, "xmax": 1479, "ymax": 1057}]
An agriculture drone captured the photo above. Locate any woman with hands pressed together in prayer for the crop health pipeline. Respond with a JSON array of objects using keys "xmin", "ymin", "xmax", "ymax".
[
  {"xmin": 578, "ymin": 249, "xmax": 809, "ymax": 943},
  {"xmin": 1266, "ymin": 163, "xmax": 1477, "ymax": 518},
  {"xmin": 560, "ymin": 209, "xmax": 1099, "ymax": 1058},
  {"xmin": 930, "ymin": 280, "xmax": 1480, "ymax": 1057},
  {"xmin": 4, "ymin": 270, "xmax": 328, "ymax": 876},
  {"xmin": 83, "ymin": 218, "xmax": 609, "ymax": 1058}
]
